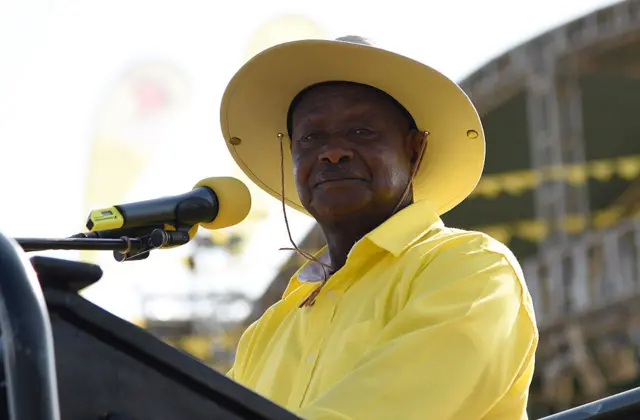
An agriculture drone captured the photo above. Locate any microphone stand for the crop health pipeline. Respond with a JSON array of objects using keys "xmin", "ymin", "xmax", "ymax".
[
  {"xmin": 14, "ymin": 226, "xmax": 193, "ymax": 262},
  {"xmin": 16, "ymin": 237, "xmax": 146, "ymax": 262},
  {"xmin": 17, "ymin": 238, "xmax": 140, "ymax": 252}
]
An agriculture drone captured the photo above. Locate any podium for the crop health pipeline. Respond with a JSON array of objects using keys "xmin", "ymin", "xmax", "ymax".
[{"xmin": 0, "ymin": 232, "xmax": 300, "ymax": 420}]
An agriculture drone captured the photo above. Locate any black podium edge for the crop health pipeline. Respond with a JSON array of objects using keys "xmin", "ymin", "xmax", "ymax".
[
  {"xmin": 43, "ymin": 288, "xmax": 300, "ymax": 420},
  {"xmin": 540, "ymin": 386, "xmax": 640, "ymax": 419}
]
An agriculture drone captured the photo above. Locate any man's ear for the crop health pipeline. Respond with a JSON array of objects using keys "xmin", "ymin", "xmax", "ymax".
[{"xmin": 407, "ymin": 130, "xmax": 427, "ymax": 170}]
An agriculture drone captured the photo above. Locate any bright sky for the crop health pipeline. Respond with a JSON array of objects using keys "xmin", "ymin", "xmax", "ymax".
[{"xmin": 0, "ymin": 0, "xmax": 620, "ymax": 321}]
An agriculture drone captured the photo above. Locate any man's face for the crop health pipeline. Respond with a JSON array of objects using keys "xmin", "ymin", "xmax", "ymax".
[{"xmin": 290, "ymin": 82, "xmax": 418, "ymax": 223}]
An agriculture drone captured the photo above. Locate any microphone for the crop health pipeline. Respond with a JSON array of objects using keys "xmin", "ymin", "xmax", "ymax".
[{"xmin": 82, "ymin": 177, "xmax": 251, "ymax": 237}]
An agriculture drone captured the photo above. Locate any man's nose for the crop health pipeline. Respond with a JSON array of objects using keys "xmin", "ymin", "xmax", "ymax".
[{"xmin": 318, "ymin": 146, "xmax": 354, "ymax": 164}]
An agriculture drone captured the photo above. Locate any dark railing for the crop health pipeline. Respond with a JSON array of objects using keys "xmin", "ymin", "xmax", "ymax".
[
  {"xmin": 0, "ymin": 231, "xmax": 60, "ymax": 420},
  {"xmin": 540, "ymin": 386, "xmax": 640, "ymax": 419}
]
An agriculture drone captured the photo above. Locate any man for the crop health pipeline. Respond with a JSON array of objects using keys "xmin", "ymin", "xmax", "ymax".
[{"xmin": 219, "ymin": 36, "xmax": 538, "ymax": 419}]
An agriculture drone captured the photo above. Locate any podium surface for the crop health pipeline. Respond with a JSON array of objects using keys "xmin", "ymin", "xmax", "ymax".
[{"xmin": 0, "ymin": 246, "xmax": 299, "ymax": 420}]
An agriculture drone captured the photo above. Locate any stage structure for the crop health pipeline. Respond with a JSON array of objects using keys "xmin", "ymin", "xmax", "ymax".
[
  {"xmin": 139, "ymin": 232, "xmax": 251, "ymax": 372},
  {"xmin": 241, "ymin": 1, "xmax": 640, "ymax": 417}
]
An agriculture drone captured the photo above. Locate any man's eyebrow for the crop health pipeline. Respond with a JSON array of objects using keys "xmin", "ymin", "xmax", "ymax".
[{"xmin": 291, "ymin": 105, "xmax": 380, "ymax": 131}]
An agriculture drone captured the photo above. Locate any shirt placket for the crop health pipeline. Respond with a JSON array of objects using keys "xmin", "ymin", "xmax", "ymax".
[{"xmin": 288, "ymin": 275, "xmax": 345, "ymax": 408}]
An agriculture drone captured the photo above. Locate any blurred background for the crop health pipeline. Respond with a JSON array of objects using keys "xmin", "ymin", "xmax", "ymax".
[{"xmin": 1, "ymin": 0, "xmax": 639, "ymax": 417}]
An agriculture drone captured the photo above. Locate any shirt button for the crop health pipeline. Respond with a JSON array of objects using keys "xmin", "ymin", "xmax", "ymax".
[
  {"xmin": 326, "ymin": 291, "xmax": 337, "ymax": 299},
  {"xmin": 307, "ymin": 354, "xmax": 315, "ymax": 363}
]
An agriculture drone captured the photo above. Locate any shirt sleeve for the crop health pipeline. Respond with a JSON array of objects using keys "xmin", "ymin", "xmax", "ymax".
[
  {"xmin": 226, "ymin": 320, "xmax": 258, "ymax": 382},
  {"xmin": 295, "ymin": 238, "xmax": 538, "ymax": 420}
]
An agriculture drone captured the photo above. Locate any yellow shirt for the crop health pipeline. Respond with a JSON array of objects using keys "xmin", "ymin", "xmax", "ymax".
[{"xmin": 228, "ymin": 200, "xmax": 538, "ymax": 420}]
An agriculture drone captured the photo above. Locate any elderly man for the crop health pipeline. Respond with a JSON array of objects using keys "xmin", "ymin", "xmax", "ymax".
[{"xmin": 220, "ymin": 36, "xmax": 538, "ymax": 420}]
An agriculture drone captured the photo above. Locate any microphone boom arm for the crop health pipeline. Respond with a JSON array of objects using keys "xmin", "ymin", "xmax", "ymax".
[
  {"xmin": 14, "ymin": 225, "xmax": 194, "ymax": 262},
  {"xmin": 17, "ymin": 237, "xmax": 140, "ymax": 252}
]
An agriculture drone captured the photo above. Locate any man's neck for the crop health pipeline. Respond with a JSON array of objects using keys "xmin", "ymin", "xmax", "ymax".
[
  {"xmin": 322, "ymin": 221, "xmax": 377, "ymax": 271},
  {"xmin": 320, "ymin": 199, "xmax": 413, "ymax": 272}
]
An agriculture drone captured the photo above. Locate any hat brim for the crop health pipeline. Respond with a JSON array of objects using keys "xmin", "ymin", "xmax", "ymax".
[{"xmin": 220, "ymin": 39, "xmax": 485, "ymax": 216}]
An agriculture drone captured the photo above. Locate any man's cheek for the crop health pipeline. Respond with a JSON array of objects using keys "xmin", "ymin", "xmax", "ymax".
[{"xmin": 292, "ymin": 164, "xmax": 310, "ymax": 199}]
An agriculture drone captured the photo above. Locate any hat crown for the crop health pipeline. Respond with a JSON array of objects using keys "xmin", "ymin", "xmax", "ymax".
[{"xmin": 334, "ymin": 35, "xmax": 374, "ymax": 47}]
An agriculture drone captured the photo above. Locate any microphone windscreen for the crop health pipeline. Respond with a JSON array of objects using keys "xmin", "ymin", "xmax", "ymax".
[{"xmin": 193, "ymin": 177, "xmax": 251, "ymax": 229}]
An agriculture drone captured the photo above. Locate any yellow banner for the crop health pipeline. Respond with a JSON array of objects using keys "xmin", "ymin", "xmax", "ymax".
[
  {"xmin": 474, "ymin": 205, "xmax": 639, "ymax": 244},
  {"xmin": 472, "ymin": 155, "xmax": 640, "ymax": 199},
  {"xmin": 81, "ymin": 61, "xmax": 190, "ymax": 263}
]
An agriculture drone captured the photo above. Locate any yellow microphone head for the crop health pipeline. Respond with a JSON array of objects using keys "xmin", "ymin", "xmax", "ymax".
[{"xmin": 193, "ymin": 177, "xmax": 251, "ymax": 230}]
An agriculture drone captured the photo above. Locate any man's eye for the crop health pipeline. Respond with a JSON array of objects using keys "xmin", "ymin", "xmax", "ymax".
[
  {"xmin": 354, "ymin": 128, "xmax": 374, "ymax": 136},
  {"xmin": 301, "ymin": 133, "xmax": 322, "ymax": 142}
]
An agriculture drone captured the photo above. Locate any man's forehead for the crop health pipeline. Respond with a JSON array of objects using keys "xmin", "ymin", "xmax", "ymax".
[
  {"xmin": 294, "ymin": 83, "xmax": 385, "ymax": 110},
  {"xmin": 287, "ymin": 82, "xmax": 418, "ymax": 134}
]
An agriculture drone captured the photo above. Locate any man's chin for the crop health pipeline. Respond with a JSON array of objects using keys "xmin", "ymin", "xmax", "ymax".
[{"xmin": 308, "ymin": 194, "xmax": 372, "ymax": 223}]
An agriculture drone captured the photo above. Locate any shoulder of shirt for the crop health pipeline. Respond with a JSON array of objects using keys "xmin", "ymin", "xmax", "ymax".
[
  {"xmin": 410, "ymin": 223, "xmax": 517, "ymax": 255},
  {"xmin": 405, "ymin": 224, "xmax": 536, "ymax": 321},
  {"xmin": 406, "ymin": 224, "xmax": 527, "ymax": 288}
]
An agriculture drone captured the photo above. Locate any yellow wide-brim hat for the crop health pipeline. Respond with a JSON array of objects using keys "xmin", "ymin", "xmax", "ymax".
[{"xmin": 220, "ymin": 38, "xmax": 485, "ymax": 216}]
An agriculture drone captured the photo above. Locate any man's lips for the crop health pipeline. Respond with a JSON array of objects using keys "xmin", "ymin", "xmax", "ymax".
[{"xmin": 314, "ymin": 177, "xmax": 366, "ymax": 187}]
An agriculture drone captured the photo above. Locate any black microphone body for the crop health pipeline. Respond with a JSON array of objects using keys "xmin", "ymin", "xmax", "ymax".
[
  {"xmin": 86, "ymin": 187, "xmax": 218, "ymax": 232},
  {"xmin": 117, "ymin": 187, "xmax": 218, "ymax": 228},
  {"xmin": 83, "ymin": 177, "xmax": 251, "ymax": 235}
]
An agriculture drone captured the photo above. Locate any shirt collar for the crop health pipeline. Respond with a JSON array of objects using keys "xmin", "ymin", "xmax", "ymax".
[
  {"xmin": 366, "ymin": 199, "xmax": 443, "ymax": 256},
  {"xmin": 294, "ymin": 200, "xmax": 443, "ymax": 284}
]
